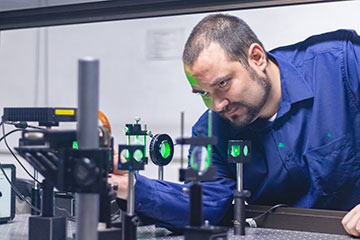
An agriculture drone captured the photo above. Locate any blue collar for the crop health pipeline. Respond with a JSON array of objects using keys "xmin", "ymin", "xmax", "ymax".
[{"xmin": 268, "ymin": 52, "xmax": 314, "ymax": 120}]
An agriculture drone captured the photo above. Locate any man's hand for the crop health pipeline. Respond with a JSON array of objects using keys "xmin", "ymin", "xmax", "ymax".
[
  {"xmin": 107, "ymin": 149, "xmax": 136, "ymax": 199},
  {"xmin": 342, "ymin": 204, "xmax": 360, "ymax": 236}
]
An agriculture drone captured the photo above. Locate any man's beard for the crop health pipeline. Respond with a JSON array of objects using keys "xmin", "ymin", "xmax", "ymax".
[{"xmin": 218, "ymin": 67, "xmax": 271, "ymax": 127}]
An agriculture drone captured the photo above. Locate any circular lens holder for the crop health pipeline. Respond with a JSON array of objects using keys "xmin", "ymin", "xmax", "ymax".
[{"xmin": 149, "ymin": 134, "xmax": 174, "ymax": 166}]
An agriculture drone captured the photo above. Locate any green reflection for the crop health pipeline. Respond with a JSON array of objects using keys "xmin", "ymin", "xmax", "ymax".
[
  {"xmin": 160, "ymin": 141, "xmax": 171, "ymax": 158},
  {"xmin": 133, "ymin": 149, "xmax": 143, "ymax": 162},
  {"xmin": 243, "ymin": 145, "xmax": 249, "ymax": 157},
  {"xmin": 186, "ymin": 71, "xmax": 200, "ymax": 87},
  {"xmin": 72, "ymin": 141, "xmax": 78, "ymax": 149},
  {"xmin": 231, "ymin": 145, "xmax": 241, "ymax": 157}
]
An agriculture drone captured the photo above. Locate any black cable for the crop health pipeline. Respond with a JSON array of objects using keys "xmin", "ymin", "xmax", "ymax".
[
  {"xmin": 0, "ymin": 120, "xmax": 113, "ymax": 223},
  {"xmin": 0, "ymin": 161, "xmax": 41, "ymax": 213},
  {"xmin": 245, "ymin": 204, "xmax": 289, "ymax": 228},
  {"xmin": 252, "ymin": 204, "xmax": 289, "ymax": 220},
  {"xmin": 0, "ymin": 122, "xmax": 41, "ymax": 213},
  {"xmin": 0, "ymin": 128, "xmax": 22, "ymax": 142},
  {"xmin": 54, "ymin": 204, "xmax": 75, "ymax": 222},
  {"xmin": 4, "ymin": 121, "xmax": 46, "ymax": 130},
  {"xmin": 2, "ymin": 123, "xmax": 41, "ymax": 185}
]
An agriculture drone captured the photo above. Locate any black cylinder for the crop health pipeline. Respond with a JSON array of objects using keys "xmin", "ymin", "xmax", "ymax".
[
  {"xmin": 31, "ymin": 187, "xmax": 40, "ymax": 215},
  {"xmin": 234, "ymin": 192, "xmax": 246, "ymax": 235},
  {"xmin": 41, "ymin": 179, "xmax": 54, "ymax": 217},
  {"xmin": 122, "ymin": 213, "xmax": 138, "ymax": 240},
  {"xmin": 189, "ymin": 182, "xmax": 202, "ymax": 227}
]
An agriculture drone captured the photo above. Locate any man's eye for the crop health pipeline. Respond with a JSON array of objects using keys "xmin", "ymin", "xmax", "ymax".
[
  {"xmin": 199, "ymin": 91, "xmax": 210, "ymax": 98},
  {"xmin": 218, "ymin": 80, "xmax": 228, "ymax": 88}
]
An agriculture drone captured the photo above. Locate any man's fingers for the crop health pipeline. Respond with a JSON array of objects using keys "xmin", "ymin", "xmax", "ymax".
[
  {"xmin": 342, "ymin": 204, "xmax": 360, "ymax": 236},
  {"xmin": 343, "ymin": 209, "xmax": 355, "ymax": 226},
  {"xmin": 107, "ymin": 173, "xmax": 129, "ymax": 199},
  {"xmin": 344, "ymin": 214, "xmax": 360, "ymax": 237}
]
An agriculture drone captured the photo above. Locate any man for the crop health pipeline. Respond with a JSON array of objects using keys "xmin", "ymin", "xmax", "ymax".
[{"xmin": 108, "ymin": 14, "xmax": 360, "ymax": 236}]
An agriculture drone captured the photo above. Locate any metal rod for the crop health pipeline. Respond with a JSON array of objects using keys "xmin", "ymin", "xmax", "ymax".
[
  {"xmin": 33, "ymin": 170, "xmax": 39, "ymax": 189},
  {"xmin": 237, "ymin": 163, "xmax": 243, "ymax": 191},
  {"xmin": 206, "ymin": 110, "xmax": 212, "ymax": 168},
  {"xmin": 180, "ymin": 112, "xmax": 184, "ymax": 169},
  {"xmin": 158, "ymin": 166, "xmax": 164, "ymax": 180},
  {"xmin": 76, "ymin": 57, "xmax": 100, "ymax": 240},
  {"xmin": 144, "ymin": 124, "xmax": 147, "ymax": 159},
  {"xmin": 77, "ymin": 57, "xmax": 99, "ymax": 149},
  {"xmin": 128, "ymin": 171, "xmax": 135, "ymax": 215},
  {"xmin": 234, "ymin": 162, "xmax": 245, "ymax": 235}
]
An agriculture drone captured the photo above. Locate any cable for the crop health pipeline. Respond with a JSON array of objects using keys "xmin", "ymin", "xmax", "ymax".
[
  {"xmin": 246, "ymin": 203, "xmax": 289, "ymax": 228},
  {"xmin": 0, "ymin": 161, "xmax": 41, "ymax": 213},
  {"xmin": 2, "ymin": 123, "xmax": 41, "ymax": 185},
  {"xmin": 0, "ymin": 128, "xmax": 23, "ymax": 142},
  {"xmin": 54, "ymin": 204, "xmax": 75, "ymax": 222},
  {"xmin": 252, "ymin": 204, "xmax": 289, "ymax": 220},
  {"xmin": 0, "ymin": 122, "xmax": 41, "ymax": 213},
  {"xmin": 4, "ymin": 121, "xmax": 46, "ymax": 130}
]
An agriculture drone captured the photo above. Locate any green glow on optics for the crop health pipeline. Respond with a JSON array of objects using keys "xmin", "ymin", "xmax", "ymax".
[
  {"xmin": 132, "ymin": 135, "xmax": 142, "ymax": 145},
  {"xmin": 328, "ymin": 132, "xmax": 332, "ymax": 138},
  {"xmin": 193, "ymin": 162, "xmax": 198, "ymax": 171},
  {"xmin": 122, "ymin": 150, "xmax": 130, "ymax": 161},
  {"xmin": 160, "ymin": 141, "xmax": 171, "ymax": 158},
  {"xmin": 243, "ymin": 145, "xmax": 249, "ymax": 157},
  {"xmin": 231, "ymin": 145, "xmax": 241, "ymax": 157},
  {"xmin": 190, "ymin": 151, "xmax": 200, "ymax": 171},
  {"xmin": 72, "ymin": 141, "xmax": 78, "ymax": 149},
  {"xmin": 133, "ymin": 149, "xmax": 143, "ymax": 162},
  {"xmin": 278, "ymin": 142, "xmax": 285, "ymax": 148}
]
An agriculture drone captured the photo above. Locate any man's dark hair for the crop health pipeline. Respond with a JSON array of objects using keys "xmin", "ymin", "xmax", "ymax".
[{"xmin": 183, "ymin": 14, "xmax": 265, "ymax": 68}]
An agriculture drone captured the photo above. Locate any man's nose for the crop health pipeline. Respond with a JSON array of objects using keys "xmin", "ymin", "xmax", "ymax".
[{"xmin": 213, "ymin": 97, "xmax": 229, "ymax": 112}]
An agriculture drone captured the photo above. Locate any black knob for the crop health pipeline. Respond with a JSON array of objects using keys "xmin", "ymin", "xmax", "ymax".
[{"xmin": 73, "ymin": 157, "xmax": 97, "ymax": 187}]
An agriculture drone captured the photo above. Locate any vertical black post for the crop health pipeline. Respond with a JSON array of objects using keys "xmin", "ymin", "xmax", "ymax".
[
  {"xmin": 234, "ymin": 193, "xmax": 246, "ymax": 235},
  {"xmin": 99, "ymin": 185, "xmax": 111, "ymax": 228},
  {"xmin": 189, "ymin": 182, "xmax": 202, "ymax": 227},
  {"xmin": 41, "ymin": 179, "xmax": 54, "ymax": 217},
  {"xmin": 31, "ymin": 187, "xmax": 40, "ymax": 215}
]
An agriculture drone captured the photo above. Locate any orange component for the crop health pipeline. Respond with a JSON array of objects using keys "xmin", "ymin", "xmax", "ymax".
[{"xmin": 98, "ymin": 111, "xmax": 112, "ymax": 147}]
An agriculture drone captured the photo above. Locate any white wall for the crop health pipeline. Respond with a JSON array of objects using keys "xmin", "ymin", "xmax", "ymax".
[{"xmin": 0, "ymin": 0, "xmax": 360, "ymax": 182}]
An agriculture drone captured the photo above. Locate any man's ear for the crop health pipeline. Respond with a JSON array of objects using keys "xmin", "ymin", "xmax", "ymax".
[{"xmin": 248, "ymin": 43, "xmax": 267, "ymax": 72}]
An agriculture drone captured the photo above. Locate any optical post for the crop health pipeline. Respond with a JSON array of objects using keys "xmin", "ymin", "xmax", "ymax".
[{"xmin": 228, "ymin": 140, "xmax": 251, "ymax": 236}]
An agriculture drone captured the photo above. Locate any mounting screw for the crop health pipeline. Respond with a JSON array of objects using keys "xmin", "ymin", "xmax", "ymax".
[
  {"xmin": 134, "ymin": 117, "xmax": 141, "ymax": 124},
  {"xmin": 148, "ymin": 130, "xmax": 153, "ymax": 138},
  {"xmin": 205, "ymin": 220, "xmax": 209, "ymax": 227},
  {"xmin": 122, "ymin": 127, "xmax": 129, "ymax": 134},
  {"xmin": 182, "ymin": 187, "xmax": 189, "ymax": 194}
]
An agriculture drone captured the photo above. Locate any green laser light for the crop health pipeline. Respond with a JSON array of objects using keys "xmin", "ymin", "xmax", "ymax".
[
  {"xmin": 133, "ymin": 149, "xmax": 144, "ymax": 162},
  {"xmin": 231, "ymin": 145, "xmax": 241, "ymax": 157},
  {"xmin": 160, "ymin": 141, "xmax": 171, "ymax": 159},
  {"xmin": 243, "ymin": 145, "xmax": 249, "ymax": 157},
  {"xmin": 72, "ymin": 141, "xmax": 78, "ymax": 149}
]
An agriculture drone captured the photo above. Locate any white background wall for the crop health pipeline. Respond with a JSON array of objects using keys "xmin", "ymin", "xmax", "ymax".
[{"xmin": 0, "ymin": 0, "xmax": 360, "ymax": 182}]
